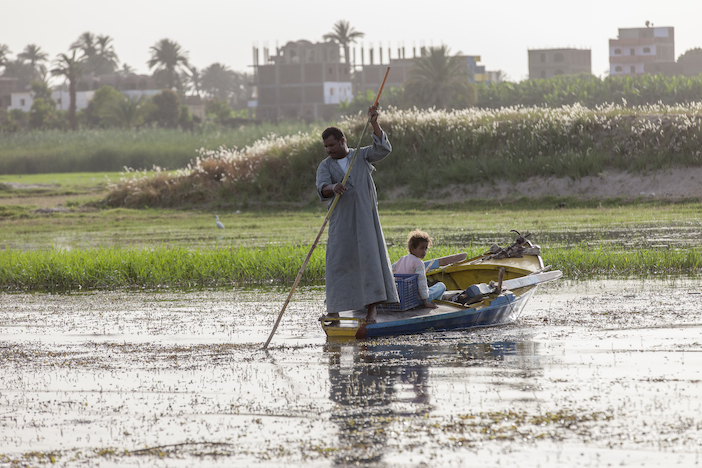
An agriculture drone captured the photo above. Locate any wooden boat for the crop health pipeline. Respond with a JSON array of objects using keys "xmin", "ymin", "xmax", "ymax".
[{"xmin": 320, "ymin": 231, "xmax": 561, "ymax": 339}]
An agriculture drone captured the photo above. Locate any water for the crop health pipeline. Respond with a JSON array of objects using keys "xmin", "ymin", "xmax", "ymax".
[{"xmin": 1, "ymin": 279, "xmax": 701, "ymax": 467}]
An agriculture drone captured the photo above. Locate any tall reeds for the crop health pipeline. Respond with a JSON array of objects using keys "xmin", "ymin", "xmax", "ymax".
[{"xmin": 106, "ymin": 104, "xmax": 702, "ymax": 208}]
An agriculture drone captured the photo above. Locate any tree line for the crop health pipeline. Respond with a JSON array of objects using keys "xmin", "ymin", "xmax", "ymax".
[
  {"xmin": 0, "ymin": 33, "xmax": 254, "ymax": 132},
  {"xmin": 2, "ymin": 22, "xmax": 702, "ymax": 133}
]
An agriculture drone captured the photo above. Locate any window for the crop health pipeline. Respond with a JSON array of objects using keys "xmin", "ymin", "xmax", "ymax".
[
  {"xmin": 630, "ymin": 48, "xmax": 635, "ymax": 56},
  {"xmin": 615, "ymin": 66, "xmax": 623, "ymax": 72},
  {"xmin": 554, "ymin": 69, "xmax": 563, "ymax": 76},
  {"xmin": 57, "ymin": 98, "xmax": 62, "ymax": 104},
  {"xmin": 329, "ymin": 88, "xmax": 334, "ymax": 96},
  {"xmin": 20, "ymin": 98, "xmax": 25, "ymax": 106},
  {"xmin": 540, "ymin": 53, "xmax": 545, "ymax": 63},
  {"xmin": 614, "ymin": 48, "xmax": 621, "ymax": 55},
  {"xmin": 554, "ymin": 53, "xmax": 564, "ymax": 62},
  {"xmin": 630, "ymin": 66, "xmax": 636, "ymax": 73},
  {"xmin": 643, "ymin": 47, "xmax": 651, "ymax": 54}
]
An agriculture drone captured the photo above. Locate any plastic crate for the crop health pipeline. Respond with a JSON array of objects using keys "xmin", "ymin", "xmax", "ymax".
[{"xmin": 378, "ymin": 274, "xmax": 421, "ymax": 312}]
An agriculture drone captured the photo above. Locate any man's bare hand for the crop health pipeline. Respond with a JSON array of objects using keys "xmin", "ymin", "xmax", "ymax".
[
  {"xmin": 333, "ymin": 183, "xmax": 347, "ymax": 195},
  {"xmin": 368, "ymin": 105, "xmax": 379, "ymax": 122}
]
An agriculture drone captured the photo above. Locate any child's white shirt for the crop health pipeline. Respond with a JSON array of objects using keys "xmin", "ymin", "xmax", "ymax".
[{"xmin": 392, "ymin": 253, "xmax": 429, "ymax": 299}]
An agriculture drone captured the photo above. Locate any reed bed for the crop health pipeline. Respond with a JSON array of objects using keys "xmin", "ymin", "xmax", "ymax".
[
  {"xmin": 105, "ymin": 103, "xmax": 702, "ymax": 208},
  {"xmin": 1, "ymin": 243, "xmax": 699, "ymax": 292}
]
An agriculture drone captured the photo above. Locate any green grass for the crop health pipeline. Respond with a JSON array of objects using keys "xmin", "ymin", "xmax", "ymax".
[
  {"xmin": 0, "ymin": 122, "xmax": 328, "ymax": 175},
  {"xmin": 0, "ymin": 243, "xmax": 699, "ymax": 292},
  {"xmin": 2, "ymin": 201, "xmax": 700, "ymax": 251},
  {"xmin": 0, "ymin": 171, "xmax": 125, "ymax": 201},
  {"xmin": 0, "ymin": 201, "xmax": 701, "ymax": 291}
]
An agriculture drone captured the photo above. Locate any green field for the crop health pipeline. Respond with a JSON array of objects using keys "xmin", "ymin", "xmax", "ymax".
[
  {"xmin": 1, "ymin": 191, "xmax": 700, "ymax": 291},
  {"xmin": 1, "ymin": 104, "xmax": 701, "ymax": 291}
]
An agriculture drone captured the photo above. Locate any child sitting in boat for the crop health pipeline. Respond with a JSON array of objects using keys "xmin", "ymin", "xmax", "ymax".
[{"xmin": 392, "ymin": 230, "xmax": 449, "ymax": 309}]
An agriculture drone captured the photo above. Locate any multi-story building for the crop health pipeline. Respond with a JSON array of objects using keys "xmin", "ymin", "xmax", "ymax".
[
  {"xmin": 253, "ymin": 41, "xmax": 500, "ymax": 120},
  {"xmin": 528, "ymin": 48, "xmax": 592, "ymax": 79},
  {"xmin": 609, "ymin": 26, "xmax": 674, "ymax": 76},
  {"xmin": 354, "ymin": 53, "xmax": 496, "ymax": 96},
  {"xmin": 253, "ymin": 40, "xmax": 352, "ymax": 121}
]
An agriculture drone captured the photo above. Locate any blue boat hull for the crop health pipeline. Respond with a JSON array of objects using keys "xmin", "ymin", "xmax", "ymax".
[{"xmin": 322, "ymin": 289, "xmax": 535, "ymax": 339}]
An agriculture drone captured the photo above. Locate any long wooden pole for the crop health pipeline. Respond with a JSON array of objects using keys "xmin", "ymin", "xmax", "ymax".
[{"xmin": 263, "ymin": 67, "xmax": 390, "ymax": 349}]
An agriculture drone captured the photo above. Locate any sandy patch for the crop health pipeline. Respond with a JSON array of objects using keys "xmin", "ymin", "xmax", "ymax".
[{"xmin": 388, "ymin": 167, "xmax": 702, "ymax": 201}]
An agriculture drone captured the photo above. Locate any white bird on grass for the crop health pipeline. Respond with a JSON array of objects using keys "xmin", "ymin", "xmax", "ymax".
[{"xmin": 215, "ymin": 215, "xmax": 224, "ymax": 229}]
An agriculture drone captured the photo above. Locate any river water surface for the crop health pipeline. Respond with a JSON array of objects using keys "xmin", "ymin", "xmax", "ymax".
[{"xmin": 1, "ymin": 278, "xmax": 701, "ymax": 467}]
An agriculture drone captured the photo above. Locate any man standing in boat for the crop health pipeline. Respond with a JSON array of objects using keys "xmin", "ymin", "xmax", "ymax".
[{"xmin": 316, "ymin": 106, "xmax": 399, "ymax": 324}]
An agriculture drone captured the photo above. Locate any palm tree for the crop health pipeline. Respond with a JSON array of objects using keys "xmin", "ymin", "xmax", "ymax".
[
  {"xmin": 147, "ymin": 38, "xmax": 189, "ymax": 91},
  {"xmin": 185, "ymin": 65, "xmax": 202, "ymax": 97},
  {"xmin": 109, "ymin": 94, "xmax": 143, "ymax": 128},
  {"xmin": 72, "ymin": 32, "xmax": 119, "ymax": 76},
  {"xmin": 71, "ymin": 32, "xmax": 97, "ymax": 58},
  {"xmin": 323, "ymin": 20, "xmax": 364, "ymax": 65},
  {"xmin": 119, "ymin": 63, "xmax": 135, "ymax": 76},
  {"xmin": 94, "ymin": 34, "xmax": 119, "ymax": 75},
  {"xmin": 51, "ymin": 50, "xmax": 85, "ymax": 131},
  {"xmin": 2, "ymin": 59, "xmax": 34, "ymax": 90},
  {"xmin": 402, "ymin": 45, "xmax": 477, "ymax": 110},
  {"xmin": 201, "ymin": 63, "xmax": 236, "ymax": 102},
  {"xmin": 18, "ymin": 44, "xmax": 49, "ymax": 81},
  {"xmin": 0, "ymin": 44, "xmax": 11, "ymax": 68}
]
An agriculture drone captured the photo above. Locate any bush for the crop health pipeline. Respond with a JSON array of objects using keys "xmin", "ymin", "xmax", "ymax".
[
  {"xmin": 84, "ymin": 86, "xmax": 125, "ymax": 128},
  {"xmin": 145, "ymin": 89, "xmax": 181, "ymax": 128}
]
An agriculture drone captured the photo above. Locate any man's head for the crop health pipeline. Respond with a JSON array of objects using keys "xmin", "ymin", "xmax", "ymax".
[{"xmin": 322, "ymin": 126, "xmax": 349, "ymax": 160}]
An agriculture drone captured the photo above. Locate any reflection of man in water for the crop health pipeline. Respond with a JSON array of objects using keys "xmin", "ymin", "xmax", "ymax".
[{"xmin": 325, "ymin": 342, "xmax": 431, "ymax": 464}]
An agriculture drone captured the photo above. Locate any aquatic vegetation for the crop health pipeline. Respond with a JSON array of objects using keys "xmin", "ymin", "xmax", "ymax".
[{"xmin": 105, "ymin": 104, "xmax": 702, "ymax": 208}]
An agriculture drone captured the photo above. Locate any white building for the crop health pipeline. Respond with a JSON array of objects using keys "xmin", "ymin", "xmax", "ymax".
[{"xmin": 9, "ymin": 90, "xmax": 95, "ymax": 112}]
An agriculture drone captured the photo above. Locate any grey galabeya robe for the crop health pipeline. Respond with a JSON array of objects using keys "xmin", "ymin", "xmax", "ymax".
[{"xmin": 316, "ymin": 132, "xmax": 399, "ymax": 313}]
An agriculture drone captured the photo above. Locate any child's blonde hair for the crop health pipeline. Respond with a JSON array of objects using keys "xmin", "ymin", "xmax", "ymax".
[{"xmin": 406, "ymin": 229, "xmax": 433, "ymax": 252}]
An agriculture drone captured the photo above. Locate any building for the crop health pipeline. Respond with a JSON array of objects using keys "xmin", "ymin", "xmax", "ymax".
[
  {"xmin": 0, "ymin": 77, "xmax": 17, "ymax": 109},
  {"xmin": 528, "ymin": 48, "xmax": 592, "ymax": 79},
  {"xmin": 10, "ymin": 90, "xmax": 95, "ymax": 112},
  {"xmin": 354, "ymin": 53, "xmax": 496, "ymax": 96},
  {"xmin": 253, "ymin": 40, "xmax": 352, "ymax": 121},
  {"xmin": 253, "ymin": 40, "xmax": 501, "ymax": 120},
  {"xmin": 76, "ymin": 72, "xmax": 159, "ymax": 92},
  {"xmin": 609, "ymin": 26, "xmax": 674, "ymax": 76}
]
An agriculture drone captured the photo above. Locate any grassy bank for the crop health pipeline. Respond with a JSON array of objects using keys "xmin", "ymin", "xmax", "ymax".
[
  {"xmin": 1, "ymin": 243, "xmax": 700, "ymax": 292},
  {"xmin": 2, "ymin": 197, "xmax": 700, "ymax": 292},
  {"xmin": 0, "ymin": 121, "xmax": 326, "ymax": 174},
  {"xmin": 103, "ymin": 103, "xmax": 702, "ymax": 208},
  {"xmin": 3, "ymin": 201, "xmax": 701, "ymax": 251}
]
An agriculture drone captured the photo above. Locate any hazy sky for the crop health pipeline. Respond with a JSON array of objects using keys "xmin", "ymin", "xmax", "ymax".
[{"xmin": 4, "ymin": 0, "xmax": 701, "ymax": 83}]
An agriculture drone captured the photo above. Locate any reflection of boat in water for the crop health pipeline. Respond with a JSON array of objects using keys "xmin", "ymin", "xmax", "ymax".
[
  {"xmin": 325, "ymin": 338, "xmax": 542, "ymax": 465},
  {"xmin": 321, "ymin": 231, "xmax": 562, "ymax": 339}
]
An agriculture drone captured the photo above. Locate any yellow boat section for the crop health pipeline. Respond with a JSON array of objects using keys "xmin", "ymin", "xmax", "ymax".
[{"xmin": 426, "ymin": 253, "xmax": 544, "ymax": 291}]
